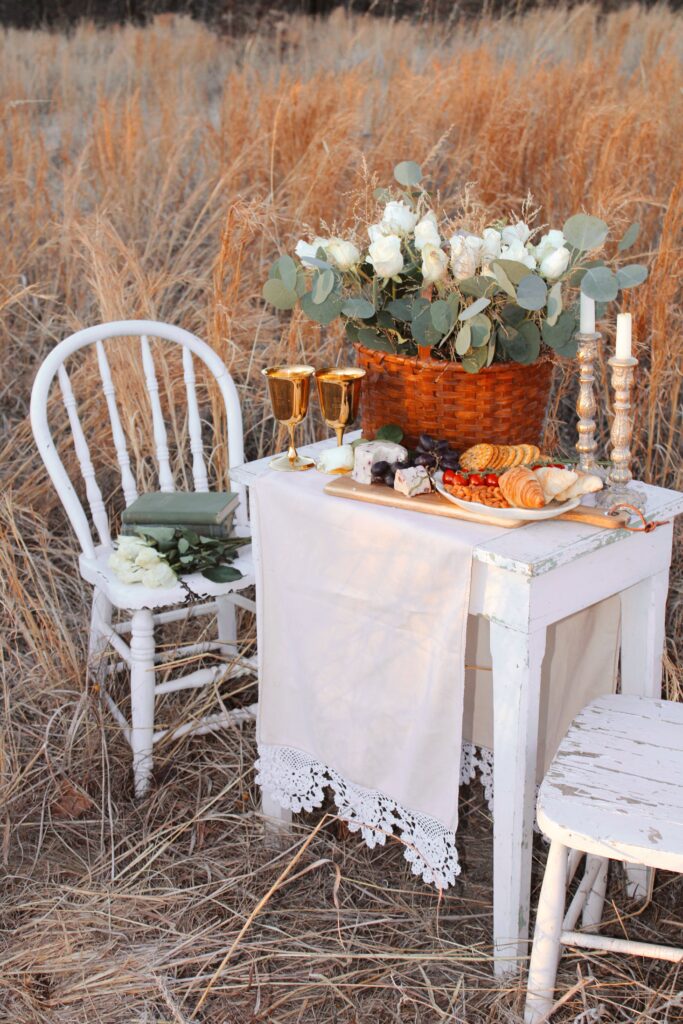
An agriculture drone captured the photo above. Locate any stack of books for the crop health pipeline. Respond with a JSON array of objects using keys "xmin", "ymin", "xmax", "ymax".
[{"xmin": 121, "ymin": 491, "xmax": 239, "ymax": 538}]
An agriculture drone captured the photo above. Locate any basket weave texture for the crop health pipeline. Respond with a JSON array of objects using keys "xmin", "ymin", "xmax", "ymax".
[{"xmin": 355, "ymin": 344, "xmax": 554, "ymax": 450}]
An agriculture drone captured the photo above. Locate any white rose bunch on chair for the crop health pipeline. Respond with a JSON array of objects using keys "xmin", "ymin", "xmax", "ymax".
[{"xmin": 109, "ymin": 536, "xmax": 177, "ymax": 588}]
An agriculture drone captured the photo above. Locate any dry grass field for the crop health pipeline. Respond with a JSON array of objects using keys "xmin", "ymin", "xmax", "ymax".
[{"xmin": 1, "ymin": 5, "xmax": 682, "ymax": 1022}]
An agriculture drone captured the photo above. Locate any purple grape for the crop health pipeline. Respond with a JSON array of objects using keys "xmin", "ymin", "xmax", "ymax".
[
  {"xmin": 384, "ymin": 469, "xmax": 397, "ymax": 487},
  {"xmin": 414, "ymin": 452, "xmax": 436, "ymax": 468},
  {"xmin": 372, "ymin": 460, "xmax": 390, "ymax": 476},
  {"xmin": 418, "ymin": 433, "xmax": 436, "ymax": 451}
]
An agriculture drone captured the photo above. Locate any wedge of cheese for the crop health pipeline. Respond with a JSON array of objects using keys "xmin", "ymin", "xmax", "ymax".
[
  {"xmin": 394, "ymin": 465, "xmax": 431, "ymax": 497},
  {"xmin": 351, "ymin": 441, "xmax": 408, "ymax": 484},
  {"xmin": 316, "ymin": 444, "xmax": 354, "ymax": 474}
]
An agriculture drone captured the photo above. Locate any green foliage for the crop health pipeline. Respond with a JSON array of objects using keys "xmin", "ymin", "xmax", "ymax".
[
  {"xmin": 262, "ymin": 278, "xmax": 298, "ymax": 310},
  {"xmin": 581, "ymin": 266, "xmax": 619, "ymax": 302},
  {"xmin": 462, "ymin": 343, "xmax": 489, "ymax": 373},
  {"xmin": 516, "ymin": 273, "xmax": 547, "ymax": 311},
  {"xmin": 458, "ymin": 276, "xmax": 496, "ymax": 298},
  {"xmin": 459, "ymin": 296, "xmax": 490, "ymax": 320},
  {"xmin": 387, "ymin": 297, "xmax": 413, "ymax": 321},
  {"xmin": 563, "ymin": 213, "xmax": 609, "ymax": 252},
  {"xmin": 133, "ymin": 527, "xmax": 248, "ymax": 582},
  {"xmin": 312, "ymin": 268, "xmax": 335, "ymax": 304},
  {"xmin": 357, "ymin": 328, "xmax": 394, "ymax": 352},
  {"xmin": 412, "ymin": 304, "xmax": 443, "ymax": 344},
  {"xmin": 618, "ymin": 222, "xmax": 640, "ymax": 252},
  {"xmin": 342, "ymin": 297, "xmax": 375, "ymax": 318},
  {"xmin": 616, "ymin": 264, "xmax": 648, "ymax": 289},
  {"xmin": 542, "ymin": 310, "xmax": 578, "ymax": 357},
  {"xmin": 375, "ymin": 423, "xmax": 404, "ymax": 443},
  {"xmin": 454, "ymin": 323, "xmax": 471, "ymax": 355},
  {"xmin": 468, "ymin": 313, "xmax": 491, "ymax": 348},
  {"xmin": 429, "ymin": 299, "xmax": 455, "ymax": 334},
  {"xmin": 492, "ymin": 258, "xmax": 532, "ymax": 286},
  {"xmin": 301, "ymin": 291, "xmax": 344, "ymax": 324},
  {"xmin": 393, "ymin": 160, "xmax": 422, "ymax": 186}
]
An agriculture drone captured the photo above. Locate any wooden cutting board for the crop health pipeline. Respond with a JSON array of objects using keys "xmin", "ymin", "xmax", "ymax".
[{"xmin": 324, "ymin": 476, "xmax": 629, "ymax": 530}]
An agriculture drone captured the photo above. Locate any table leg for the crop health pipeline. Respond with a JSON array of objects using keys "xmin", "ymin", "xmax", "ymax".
[
  {"xmin": 619, "ymin": 568, "xmax": 669, "ymax": 899},
  {"xmin": 490, "ymin": 622, "xmax": 547, "ymax": 976}
]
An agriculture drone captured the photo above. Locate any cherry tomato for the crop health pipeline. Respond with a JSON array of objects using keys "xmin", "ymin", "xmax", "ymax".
[
  {"xmin": 442, "ymin": 468, "xmax": 456, "ymax": 485},
  {"xmin": 550, "ymin": 462, "xmax": 566, "ymax": 469},
  {"xmin": 531, "ymin": 463, "xmax": 542, "ymax": 470},
  {"xmin": 484, "ymin": 473, "xmax": 498, "ymax": 486},
  {"xmin": 468, "ymin": 473, "xmax": 484, "ymax": 486},
  {"xmin": 451, "ymin": 472, "xmax": 467, "ymax": 486}
]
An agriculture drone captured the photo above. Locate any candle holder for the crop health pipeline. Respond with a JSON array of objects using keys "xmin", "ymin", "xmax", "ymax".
[
  {"xmin": 574, "ymin": 331, "xmax": 604, "ymax": 476},
  {"xmin": 596, "ymin": 355, "xmax": 647, "ymax": 511}
]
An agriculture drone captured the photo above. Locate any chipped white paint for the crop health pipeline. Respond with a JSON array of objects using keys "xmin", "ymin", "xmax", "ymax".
[
  {"xmin": 229, "ymin": 437, "xmax": 683, "ymax": 977},
  {"xmin": 31, "ymin": 320, "xmax": 253, "ymax": 798},
  {"xmin": 526, "ymin": 695, "xmax": 683, "ymax": 1023}
]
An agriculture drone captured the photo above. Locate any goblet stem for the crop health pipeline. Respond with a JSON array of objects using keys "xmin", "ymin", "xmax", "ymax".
[
  {"xmin": 335, "ymin": 426, "xmax": 345, "ymax": 447},
  {"xmin": 287, "ymin": 425, "xmax": 298, "ymax": 464}
]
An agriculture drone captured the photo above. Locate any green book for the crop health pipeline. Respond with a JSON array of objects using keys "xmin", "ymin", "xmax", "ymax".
[
  {"xmin": 121, "ymin": 518, "xmax": 234, "ymax": 539},
  {"xmin": 122, "ymin": 491, "xmax": 239, "ymax": 526}
]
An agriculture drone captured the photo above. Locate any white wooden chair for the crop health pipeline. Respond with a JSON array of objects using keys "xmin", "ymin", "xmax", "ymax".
[
  {"xmin": 525, "ymin": 694, "xmax": 683, "ymax": 1023},
  {"xmin": 30, "ymin": 320, "xmax": 257, "ymax": 799}
]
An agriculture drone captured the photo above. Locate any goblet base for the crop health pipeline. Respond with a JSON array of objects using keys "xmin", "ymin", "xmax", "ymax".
[
  {"xmin": 596, "ymin": 484, "xmax": 647, "ymax": 512},
  {"xmin": 269, "ymin": 453, "xmax": 315, "ymax": 472}
]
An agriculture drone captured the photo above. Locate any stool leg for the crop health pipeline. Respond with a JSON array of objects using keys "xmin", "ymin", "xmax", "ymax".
[
  {"xmin": 582, "ymin": 855, "xmax": 609, "ymax": 929},
  {"xmin": 216, "ymin": 595, "xmax": 238, "ymax": 655},
  {"xmin": 130, "ymin": 608, "xmax": 156, "ymax": 799},
  {"xmin": 525, "ymin": 840, "xmax": 568, "ymax": 1024}
]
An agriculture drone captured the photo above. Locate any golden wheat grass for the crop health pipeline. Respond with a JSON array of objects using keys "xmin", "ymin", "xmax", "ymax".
[{"xmin": 1, "ymin": 6, "xmax": 682, "ymax": 1022}]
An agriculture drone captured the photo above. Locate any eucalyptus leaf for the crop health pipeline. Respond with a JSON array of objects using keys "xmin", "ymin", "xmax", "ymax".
[
  {"xmin": 468, "ymin": 313, "xmax": 491, "ymax": 348},
  {"xmin": 454, "ymin": 323, "xmax": 471, "ymax": 355},
  {"xmin": 273, "ymin": 254, "xmax": 297, "ymax": 291},
  {"xmin": 581, "ymin": 266, "xmax": 619, "ymax": 302},
  {"xmin": 500, "ymin": 303, "xmax": 526, "ymax": 327},
  {"xmin": 542, "ymin": 310, "xmax": 576, "ymax": 349},
  {"xmin": 345, "ymin": 321, "xmax": 360, "ymax": 343},
  {"xmin": 563, "ymin": 213, "xmax": 609, "ymax": 252},
  {"xmin": 458, "ymin": 276, "xmax": 496, "ymax": 298},
  {"xmin": 301, "ymin": 291, "xmax": 344, "ymax": 325},
  {"xmin": 486, "ymin": 336, "xmax": 496, "ymax": 367},
  {"xmin": 375, "ymin": 424, "xmax": 404, "ymax": 443},
  {"xmin": 357, "ymin": 329, "xmax": 394, "ymax": 352},
  {"xmin": 177, "ymin": 537, "xmax": 190, "ymax": 554},
  {"xmin": 567, "ymin": 259, "xmax": 605, "ymax": 288},
  {"xmin": 202, "ymin": 565, "xmax": 243, "ymax": 583},
  {"xmin": 298, "ymin": 255, "xmax": 332, "ymax": 270},
  {"xmin": 410, "ymin": 297, "xmax": 430, "ymax": 320},
  {"xmin": 375, "ymin": 310, "xmax": 394, "ymax": 329},
  {"xmin": 412, "ymin": 306, "xmax": 443, "ymax": 344},
  {"xmin": 312, "ymin": 268, "xmax": 335, "ymax": 305},
  {"xmin": 387, "ymin": 297, "xmax": 413, "ymax": 321},
  {"xmin": 459, "ymin": 296, "xmax": 490, "ymax": 320},
  {"xmin": 462, "ymin": 344, "xmax": 488, "ymax": 374},
  {"xmin": 342, "ymin": 297, "xmax": 375, "ymax": 319},
  {"xmin": 430, "ymin": 299, "xmax": 454, "ymax": 334},
  {"xmin": 393, "ymin": 160, "xmax": 422, "ymax": 186},
  {"xmin": 554, "ymin": 336, "xmax": 579, "ymax": 359},
  {"xmin": 546, "ymin": 282, "xmax": 563, "ymax": 325},
  {"xmin": 295, "ymin": 269, "xmax": 307, "ymax": 297},
  {"xmin": 262, "ymin": 278, "xmax": 298, "ymax": 311},
  {"xmin": 516, "ymin": 273, "xmax": 547, "ymax": 311},
  {"xmin": 616, "ymin": 264, "xmax": 648, "ymax": 289},
  {"xmin": 492, "ymin": 259, "xmax": 533, "ymax": 285},
  {"xmin": 489, "ymin": 261, "xmax": 516, "ymax": 298},
  {"xmin": 617, "ymin": 222, "xmax": 640, "ymax": 252},
  {"xmin": 373, "ymin": 187, "xmax": 392, "ymax": 202},
  {"xmin": 135, "ymin": 526, "xmax": 175, "ymax": 544},
  {"xmin": 446, "ymin": 293, "xmax": 461, "ymax": 319}
]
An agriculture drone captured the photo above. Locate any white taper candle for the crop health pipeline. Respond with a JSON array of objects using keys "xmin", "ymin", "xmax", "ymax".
[
  {"xmin": 579, "ymin": 292, "xmax": 595, "ymax": 334},
  {"xmin": 615, "ymin": 312, "xmax": 632, "ymax": 360}
]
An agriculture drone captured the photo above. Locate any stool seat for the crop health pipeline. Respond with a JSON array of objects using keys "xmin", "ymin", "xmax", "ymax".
[{"xmin": 537, "ymin": 694, "xmax": 683, "ymax": 872}]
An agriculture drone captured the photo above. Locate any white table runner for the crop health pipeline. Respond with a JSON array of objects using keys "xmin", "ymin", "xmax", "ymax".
[{"xmin": 251, "ymin": 469, "xmax": 507, "ymax": 888}]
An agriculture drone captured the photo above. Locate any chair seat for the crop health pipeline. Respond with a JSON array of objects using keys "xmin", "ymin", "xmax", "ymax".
[
  {"xmin": 79, "ymin": 543, "xmax": 255, "ymax": 610},
  {"xmin": 537, "ymin": 694, "xmax": 683, "ymax": 873}
]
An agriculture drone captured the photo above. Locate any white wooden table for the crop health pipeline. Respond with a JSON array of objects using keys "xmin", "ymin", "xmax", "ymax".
[{"xmin": 232, "ymin": 435, "xmax": 683, "ymax": 975}]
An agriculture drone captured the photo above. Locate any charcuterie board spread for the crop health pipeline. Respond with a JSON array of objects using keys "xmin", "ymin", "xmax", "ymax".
[{"xmin": 320, "ymin": 432, "xmax": 629, "ymax": 530}]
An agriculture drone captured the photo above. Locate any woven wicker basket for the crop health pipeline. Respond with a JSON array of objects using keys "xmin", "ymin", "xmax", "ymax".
[{"xmin": 355, "ymin": 343, "xmax": 554, "ymax": 450}]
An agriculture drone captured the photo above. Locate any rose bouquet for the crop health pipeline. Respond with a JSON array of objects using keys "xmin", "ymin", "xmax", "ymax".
[
  {"xmin": 263, "ymin": 162, "xmax": 647, "ymax": 373},
  {"xmin": 108, "ymin": 529, "xmax": 247, "ymax": 589}
]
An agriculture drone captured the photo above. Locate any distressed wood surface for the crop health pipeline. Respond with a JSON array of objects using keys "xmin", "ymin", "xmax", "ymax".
[{"xmin": 538, "ymin": 695, "xmax": 683, "ymax": 872}]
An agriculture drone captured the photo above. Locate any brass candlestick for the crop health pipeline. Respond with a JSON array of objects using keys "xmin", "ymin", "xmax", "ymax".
[
  {"xmin": 575, "ymin": 331, "xmax": 604, "ymax": 475},
  {"xmin": 596, "ymin": 355, "xmax": 647, "ymax": 511}
]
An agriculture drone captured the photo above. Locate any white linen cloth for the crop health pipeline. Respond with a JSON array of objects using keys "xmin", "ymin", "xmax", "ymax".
[{"xmin": 251, "ymin": 469, "xmax": 507, "ymax": 888}]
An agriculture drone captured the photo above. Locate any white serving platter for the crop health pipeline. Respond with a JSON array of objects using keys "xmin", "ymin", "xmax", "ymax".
[{"xmin": 433, "ymin": 471, "xmax": 582, "ymax": 522}]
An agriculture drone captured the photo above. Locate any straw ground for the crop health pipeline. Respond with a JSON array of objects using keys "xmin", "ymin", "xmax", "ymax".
[{"xmin": 1, "ymin": 5, "xmax": 682, "ymax": 1021}]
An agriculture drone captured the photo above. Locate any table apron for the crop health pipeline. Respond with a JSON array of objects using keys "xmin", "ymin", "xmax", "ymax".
[{"xmin": 470, "ymin": 522, "xmax": 673, "ymax": 633}]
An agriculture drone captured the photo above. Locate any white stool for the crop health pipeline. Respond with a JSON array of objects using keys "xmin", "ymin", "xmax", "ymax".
[{"xmin": 525, "ymin": 694, "xmax": 683, "ymax": 1023}]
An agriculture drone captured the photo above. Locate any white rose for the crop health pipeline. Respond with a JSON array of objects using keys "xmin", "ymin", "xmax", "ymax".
[
  {"xmin": 294, "ymin": 237, "xmax": 328, "ymax": 264},
  {"xmin": 380, "ymin": 200, "xmax": 418, "ymax": 236},
  {"xmin": 500, "ymin": 237, "xmax": 536, "ymax": 269},
  {"xmin": 368, "ymin": 234, "xmax": 404, "ymax": 279},
  {"xmin": 325, "ymin": 237, "xmax": 360, "ymax": 271},
  {"xmin": 539, "ymin": 245, "xmax": 570, "ymax": 280},
  {"xmin": 449, "ymin": 234, "xmax": 480, "ymax": 280},
  {"xmin": 414, "ymin": 211, "xmax": 440, "ymax": 252},
  {"xmin": 481, "ymin": 227, "xmax": 502, "ymax": 264},
  {"xmin": 108, "ymin": 551, "xmax": 144, "ymax": 585},
  {"xmin": 421, "ymin": 243, "xmax": 449, "ymax": 284},
  {"xmin": 534, "ymin": 229, "xmax": 566, "ymax": 264},
  {"xmin": 141, "ymin": 561, "xmax": 177, "ymax": 589},
  {"xmin": 116, "ymin": 536, "xmax": 151, "ymax": 561},
  {"xmin": 368, "ymin": 223, "xmax": 384, "ymax": 244},
  {"xmin": 502, "ymin": 221, "xmax": 531, "ymax": 246},
  {"xmin": 135, "ymin": 545, "xmax": 162, "ymax": 569}
]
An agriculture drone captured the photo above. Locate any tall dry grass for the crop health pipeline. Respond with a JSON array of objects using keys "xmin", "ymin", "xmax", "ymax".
[{"xmin": 1, "ymin": 6, "xmax": 682, "ymax": 1022}]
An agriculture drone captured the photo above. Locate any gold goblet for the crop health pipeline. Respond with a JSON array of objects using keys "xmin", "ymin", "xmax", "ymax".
[
  {"xmin": 315, "ymin": 367, "xmax": 366, "ymax": 446},
  {"xmin": 262, "ymin": 365, "xmax": 316, "ymax": 471}
]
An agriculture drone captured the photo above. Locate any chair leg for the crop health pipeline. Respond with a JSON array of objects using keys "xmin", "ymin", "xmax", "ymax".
[
  {"xmin": 216, "ymin": 595, "xmax": 238, "ymax": 655},
  {"xmin": 129, "ymin": 608, "xmax": 156, "ymax": 799},
  {"xmin": 525, "ymin": 841, "xmax": 568, "ymax": 1024},
  {"xmin": 582, "ymin": 856, "xmax": 609, "ymax": 929},
  {"xmin": 88, "ymin": 588, "xmax": 113, "ymax": 682}
]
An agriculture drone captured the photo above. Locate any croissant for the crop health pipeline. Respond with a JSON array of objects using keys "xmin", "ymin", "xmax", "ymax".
[
  {"xmin": 499, "ymin": 466, "xmax": 546, "ymax": 509},
  {"xmin": 534, "ymin": 467, "xmax": 577, "ymax": 504},
  {"xmin": 555, "ymin": 472, "xmax": 603, "ymax": 503}
]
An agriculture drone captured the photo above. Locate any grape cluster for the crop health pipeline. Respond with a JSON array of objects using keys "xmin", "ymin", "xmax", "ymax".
[
  {"xmin": 370, "ymin": 456, "xmax": 410, "ymax": 488},
  {"xmin": 413, "ymin": 434, "xmax": 460, "ymax": 472},
  {"xmin": 369, "ymin": 435, "xmax": 459, "ymax": 487}
]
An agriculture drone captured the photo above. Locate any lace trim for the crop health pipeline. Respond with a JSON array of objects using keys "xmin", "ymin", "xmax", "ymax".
[{"xmin": 256, "ymin": 742, "xmax": 496, "ymax": 890}]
